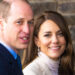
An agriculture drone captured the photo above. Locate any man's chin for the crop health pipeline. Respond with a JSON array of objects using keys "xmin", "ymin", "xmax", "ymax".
[{"xmin": 18, "ymin": 47, "xmax": 28, "ymax": 50}]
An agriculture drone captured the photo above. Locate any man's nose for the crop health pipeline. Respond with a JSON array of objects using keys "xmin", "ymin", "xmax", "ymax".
[{"xmin": 22, "ymin": 22, "xmax": 30, "ymax": 34}]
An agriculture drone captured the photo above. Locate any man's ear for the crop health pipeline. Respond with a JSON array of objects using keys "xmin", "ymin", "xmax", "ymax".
[
  {"xmin": 34, "ymin": 37, "xmax": 40, "ymax": 47},
  {"xmin": 0, "ymin": 17, "xmax": 4, "ymax": 31}
]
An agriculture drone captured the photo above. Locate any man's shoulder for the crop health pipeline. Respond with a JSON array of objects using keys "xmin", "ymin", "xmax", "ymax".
[
  {"xmin": 0, "ymin": 44, "xmax": 7, "ymax": 60},
  {"xmin": 0, "ymin": 43, "xmax": 5, "ymax": 50},
  {"xmin": 0, "ymin": 43, "xmax": 8, "ymax": 53},
  {"xmin": 0, "ymin": 43, "xmax": 15, "ymax": 66}
]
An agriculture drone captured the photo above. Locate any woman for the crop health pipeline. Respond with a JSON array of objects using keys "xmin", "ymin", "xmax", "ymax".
[{"xmin": 23, "ymin": 11, "xmax": 74, "ymax": 75}]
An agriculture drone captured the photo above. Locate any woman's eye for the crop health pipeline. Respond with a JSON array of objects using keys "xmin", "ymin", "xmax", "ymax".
[
  {"xmin": 58, "ymin": 32, "xmax": 63, "ymax": 36},
  {"xmin": 44, "ymin": 34, "xmax": 51, "ymax": 37}
]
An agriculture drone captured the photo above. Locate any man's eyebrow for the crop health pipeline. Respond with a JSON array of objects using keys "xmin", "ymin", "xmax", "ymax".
[
  {"xmin": 29, "ymin": 18, "xmax": 34, "ymax": 21},
  {"xmin": 16, "ymin": 18, "xmax": 24, "ymax": 21},
  {"xmin": 15, "ymin": 17, "xmax": 34, "ymax": 22}
]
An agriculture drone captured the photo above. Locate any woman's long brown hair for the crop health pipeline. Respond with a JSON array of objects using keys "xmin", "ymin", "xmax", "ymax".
[{"xmin": 25, "ymin": 11, "xmax": 74, "ymax": 75}]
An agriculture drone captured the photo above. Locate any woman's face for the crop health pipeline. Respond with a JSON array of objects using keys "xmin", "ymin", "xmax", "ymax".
[{"xmin": 35, "ymin": 20, "xmax": 66, "ymax": 60}]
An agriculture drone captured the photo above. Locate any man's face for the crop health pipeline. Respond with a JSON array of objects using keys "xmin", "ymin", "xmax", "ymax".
[{"xmin": 2, "ymin": 1, "xmax": 33, "ymax": 53}]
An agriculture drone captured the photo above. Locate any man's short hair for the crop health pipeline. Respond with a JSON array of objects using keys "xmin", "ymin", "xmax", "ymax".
[
  {"xmin": 0, "ymin": 0, "xmax": 30, "ymax": 21},
  {"xmin": 0, "ymin": 1, "xmax": 11, "ymax": 21}
]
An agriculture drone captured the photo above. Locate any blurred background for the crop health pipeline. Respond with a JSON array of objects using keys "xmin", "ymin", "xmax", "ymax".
[{"xmin": 19, "ymin": 0, "xmax": 75, "ymax": 68}]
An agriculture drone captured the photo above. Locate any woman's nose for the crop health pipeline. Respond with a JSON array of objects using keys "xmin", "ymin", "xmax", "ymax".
[{"xmin": 51, "ymin": 35, "xmax": 59, "ymax": 44}]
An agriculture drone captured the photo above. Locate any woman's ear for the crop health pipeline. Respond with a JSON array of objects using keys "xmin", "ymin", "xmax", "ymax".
[{"xmin": 34, "ymin": 37, "xmax": 40, "ymax": 47}]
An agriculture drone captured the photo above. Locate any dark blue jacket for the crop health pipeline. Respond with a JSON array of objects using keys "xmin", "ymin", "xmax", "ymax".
[{"xmin": 0, "ymin": 43, "xmax": 23, "ymax": 75}]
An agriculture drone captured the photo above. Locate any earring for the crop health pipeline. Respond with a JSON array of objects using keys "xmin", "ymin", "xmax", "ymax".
[{"xmin": 38, "ymin": 47, "xmax": 40, "ymax": 52}]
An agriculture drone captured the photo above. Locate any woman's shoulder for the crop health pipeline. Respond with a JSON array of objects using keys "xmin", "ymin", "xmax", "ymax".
[
  {"xmin": 23, "ymin": 57, "xmax": 43, "ymax": 75},
  {"xmin": 23, "ymin": 57, "xmax": 52, "ymax": 75}
]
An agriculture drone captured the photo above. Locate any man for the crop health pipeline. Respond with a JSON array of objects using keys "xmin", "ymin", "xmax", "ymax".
[{"xmin": 0, "ymin": 0, "xmax": 33, "ymax": 75}]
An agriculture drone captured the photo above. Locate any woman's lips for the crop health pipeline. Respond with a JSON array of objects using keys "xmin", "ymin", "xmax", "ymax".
[{"xmin": 49, "ymin": 46, "xmax": 60, "ymax": 51}]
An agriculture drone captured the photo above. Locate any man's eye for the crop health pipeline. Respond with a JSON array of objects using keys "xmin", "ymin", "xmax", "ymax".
[
  {"xmin": 16, "ymin": 21, "xmax": 23, "ymax": 25},
  {"xmin": 28, "ymin": 21, "xmax": 34, "ymax": 25}
]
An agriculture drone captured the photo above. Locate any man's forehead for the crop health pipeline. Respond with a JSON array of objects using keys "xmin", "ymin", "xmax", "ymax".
[
  {"xmin": 10, "ymin": 0, "xmax": 28, "ymax": 8},
  {"xmin": 6, "ymin": 0, "xmax": 33, "ymax": 20},
  {"xmin": 3, "ymin": 0, "xmax": 24, "ymax": 2}
]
